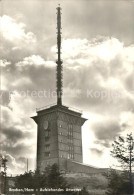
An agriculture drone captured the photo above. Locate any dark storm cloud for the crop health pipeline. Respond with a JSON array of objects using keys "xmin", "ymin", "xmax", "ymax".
[
  {"xmin": 2, "ymin": 133, "xmax": 36, "ymax": 159},
  {"xmin": 124, "ymin": 74, "xmax": 134, "ymax": 91},
  {"xmin": 3, "ymin": 143, "xmax": 35, "ymax": 158},
  {"xmin": 1, "ymin": 103, "xmax": 37, "ymax": 170},
  {"xmin": 94, "ymin": 140, "xmax": 111, "ymax": 148},
  {"xmin": 2, "ymin": 56, "xmax": 56, "ymax": 90},
  {"xmin": 17, "ymin": 156, "xmax": 27, "ymax": 163},
  {"xmin": 2, "ymin": 60, "xmax": 57, "ymax": 108},
  {"xmin": 61, "ymin": 1, "xmax": 134, "ymax": 45},
  {"xmin": 1, "ymin": 107, "xmax": 36, "ymax": 158},
  {"xmin": 0, "ymin": 90, "xmax": 12, "ymax": 106},
  {"xmin": 121, "ymin": 123, "xmax": 130, "ymax": 130},
  {"xmin": 92, "ymin": 120, "xmax": 121, "ymax": 147},
  {"xmin": 90, "ymin": 148, "xmax": 103, "ymax": 156},
  {"xmin": 1, "ymin": 40, "xmax": 37, "ymax": 63},
  {"xmin": 22, "ymin": 65, "xmax": 56, "ymax": 90},
  {"xmin": 1, "ymin": 126, "xmax": 31, "ymax": 143},
  {"xmin": 1, "ymin": 126, "xmax": 35, "ymax": 157}
]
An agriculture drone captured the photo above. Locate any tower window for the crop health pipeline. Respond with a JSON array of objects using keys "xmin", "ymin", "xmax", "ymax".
[
  {"xmin": 71, "ymin": 154, "xmax": 74, "ymax": 159},
  {"xmin": 45, "ymin": 130, "xmax": 50, "ymax": 137},
  {"xmin": 68, "ymin": 124, "xmax": 73, "ymax": 139},
  {"xmin": 68, "ymin": 124, "xmax": 73, "ymax": 130},
  {"xmin": 45, "ymin": 152, "xmax": 50, "ymax": 157},
  {"xmin": 68, "ymin": 145, "xmax": 74, "ymax": 151},
  {"xmin": 67, "ymin": 153, "xmax": 74, "ymax": 159},
  {"xmin": 45, "ymin": 144, "xmax": 50, "ymax": 151},
  {"xmin": 45, "ymin": 137, "xmax": 50, "ymax": 142},
  {"xmin": 68, "ymin": 144, "xmax": 74, "ymax": 159}
]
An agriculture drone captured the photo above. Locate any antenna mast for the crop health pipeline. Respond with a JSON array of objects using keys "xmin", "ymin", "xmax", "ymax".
[
  {"xmin": 56, "ymin": 5, "xmax": 63, "ymax": 105},
  {"xmin": 27, "ymin": 158, "xmax": 28, "ymax": 172}
]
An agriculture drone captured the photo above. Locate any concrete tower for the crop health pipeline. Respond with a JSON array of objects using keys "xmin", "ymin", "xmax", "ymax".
[{"xmin": 32, "ymin": 5, "xmax": 87, "ymax": 173}]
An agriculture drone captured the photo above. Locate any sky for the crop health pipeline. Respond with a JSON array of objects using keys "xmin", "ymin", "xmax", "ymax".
[{"xmin": 0, "ymin": 0, "xmax": 134, "ymax": 175}]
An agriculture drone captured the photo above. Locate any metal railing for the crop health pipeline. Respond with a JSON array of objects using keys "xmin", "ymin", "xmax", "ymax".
[
  {"xmin": 36, "ymin": 103, "xmax": 56, "ymax": 112},
  {"xmin": 36, "ymin": 103, "xmax": 82, "ymax": 114}
]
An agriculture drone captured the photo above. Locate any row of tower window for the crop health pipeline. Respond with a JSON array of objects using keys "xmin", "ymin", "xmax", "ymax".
[
  {"xmin": 59, "ymin": 132, "xmax": 73, "ymax": 137},
  {"xmin": 44, "ymin": 152, "xmax": 74, "ymax": 159},
  {"xmin": 44, "ymin": 137, "xmax": 78, "ymax": 144},
  {"xmin": 59, "ymin": 126, "xmax": 73, "ymax": 139},
  {"xmin": 43, "ymin": 138, "xmax": 80, "ymax": 146},
  {"xmin": 59, "ymin": 139, "xmax": 73, "ymax": 143},
  {"xmin": 44, "ymin": 135, "xmax": 80, "ymax": 142},
  {"xmin": 58, "ymin": 124, "xmax": 73, "ymax": 129},
  {"xmin": 43, "ymin": 123, "xmax": 73, "ymax": 131},
  {"xmin": 44, "ymin": 144, "xmax": 74, "ymax": 151},
  {"xmin": 43, "ymin": 124, "xmax": 74, "ymax": 139},
  {"xmin": 44, "ymin": 131, "xmax": 73, "ymax": 137},
  {"xmin": 59, "ymin": 153, "xmax": 74, "ymax": 159},
  {"xmin": 43, "ymin": 130, "xmax": 73, "ymax": 138}
]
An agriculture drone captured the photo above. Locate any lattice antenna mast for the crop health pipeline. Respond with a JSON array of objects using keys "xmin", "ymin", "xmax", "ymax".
[{"xmin": 56, "ymin": 5, "xmax": 63, "ymax": 105}]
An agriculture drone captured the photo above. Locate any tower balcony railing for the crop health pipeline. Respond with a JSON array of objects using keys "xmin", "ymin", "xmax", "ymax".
[
  {"xmin": 36, "ymin": 103, "xmax": 57, "ymax": 112},
  {"xmin": 36, "ymin": 103, "xmax": 82, "ymax": 114},
  {"xmin": 68, "ymin": 106, "xmax": 82, "ymax": 114}
]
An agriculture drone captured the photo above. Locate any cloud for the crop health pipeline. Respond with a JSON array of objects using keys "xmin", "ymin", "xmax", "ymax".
[
  {"xmin": 1, "ymin": 104, "xmax": 37, "ymax": 174},
  {"xmin": 57, "ymin": 37, "xmax": 134, "ymax": 111},
  {"xmin": 0, "ymin": 90, "xmax": 12, "ymax": 107},
  {"xmin": 90, "ymin": 148, "xmax": 103, "ymax": 156},
  {"xmin": 1, "ymin": 104, "xmax": 36, "ymax": 154},
  {"xmin": 0, "ymin": 59, "xmax": 11, "ymax": 67},
  {"xmin": 1, "ymin": 35, "xmax": 134, "ymax": 172},
  {"xmin": 62, "ymin": 37, "xmax": 123, "ymax": 62},
  {"xmin": 0, "ymin": 15, "xmax": 36, "ymax": 44},
  {"xmin": 0, "ymin": 15, "xmax": 38, "ymax": 65},
  {"xmin": 120, "ymin": 111, "xmax": 134, "ymax": 131},
  {"xmin": 1, "ymin": 154, "xmax": 35, "ymax": 175},
  {"xmin": 63, "ymin": 1, "xmax": 134, "ymax": 45},
  {"xmin": 93, "ymin": 119, "xmax": 121, "ymax": 145},
  {"xmin": 60, "ymin": 37, "xmax": 133, "ymax": 68},
  {"xmin": 1, "ymin": 0, "xmax": 133, "ymax": 172},
  {"xmin": 1, "ymin": 126, "xmax": 31, "ymax": 145},
  {"xmin": 16, "ymin": 55, "xmax": 56, "ymax": 68}
]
